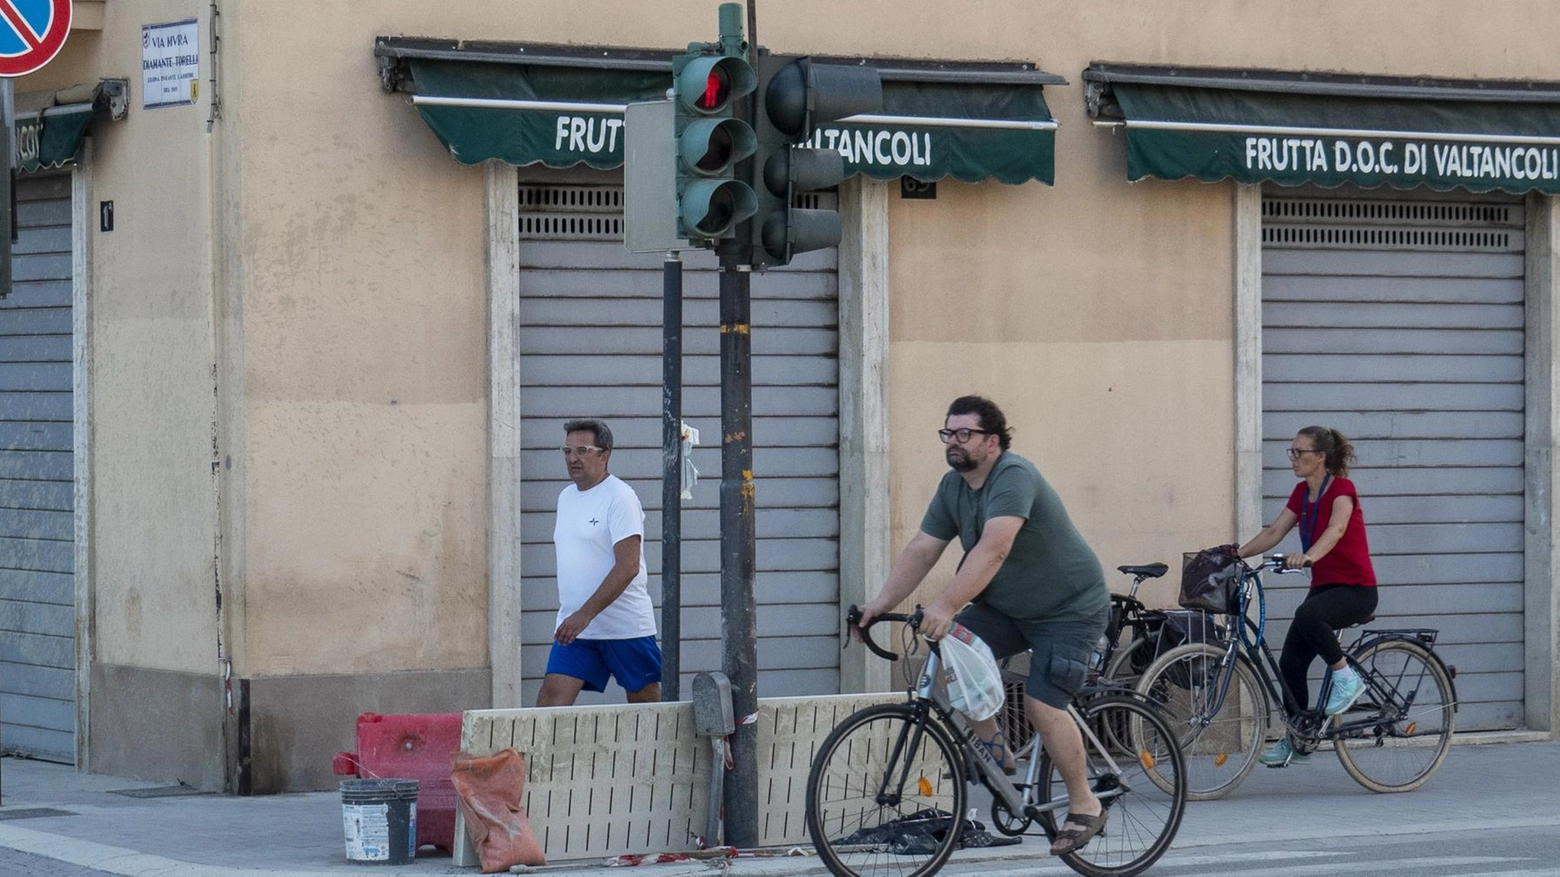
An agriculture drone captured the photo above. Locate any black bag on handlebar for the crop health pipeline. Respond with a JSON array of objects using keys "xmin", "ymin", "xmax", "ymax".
[{"xmin": 1179, "ymin": 547, "xmax": 1243, "ymax": 614}]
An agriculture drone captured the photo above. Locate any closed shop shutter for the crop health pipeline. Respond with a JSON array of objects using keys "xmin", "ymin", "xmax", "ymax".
[
  {"xmin": 1262, "ymin": 188, "xmax": 1525, "ymax": 731},
  {"xmin": 0, "ymin": 173, "xmax": 76, "ymax": 762},
  {"xmin": 516, "ymin": 182, "xmax": 840, "ymax": 704}
]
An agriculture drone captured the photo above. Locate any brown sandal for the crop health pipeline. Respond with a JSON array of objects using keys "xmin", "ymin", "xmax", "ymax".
[{"xmin": 1050, "ymin": 809, "xmax": 1108, "ymax": 855}]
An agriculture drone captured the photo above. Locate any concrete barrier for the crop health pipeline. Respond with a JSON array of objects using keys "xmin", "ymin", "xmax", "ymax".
[{"xmin": 452, "ymin": 692, "xmax": 903, "ymax": 864}]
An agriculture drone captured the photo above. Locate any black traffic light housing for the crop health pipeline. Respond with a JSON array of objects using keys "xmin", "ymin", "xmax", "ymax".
[
  {"xmin": 750, "ymin": 55, "xmax": 883, "ymax": 268},
  {"xmin": 671, "ymin": 36, "xmax": 758, "ymax": 243}
]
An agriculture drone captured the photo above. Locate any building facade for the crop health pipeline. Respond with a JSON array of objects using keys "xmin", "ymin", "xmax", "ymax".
[{"xmin": 1, "ymin": 0, "xmax": 1556, "ymax": 792}]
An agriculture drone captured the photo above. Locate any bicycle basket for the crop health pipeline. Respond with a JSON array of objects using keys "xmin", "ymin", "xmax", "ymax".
[{"xmin": 1179, "ymin": 548, "xmax": 1243, "ymax": 615}]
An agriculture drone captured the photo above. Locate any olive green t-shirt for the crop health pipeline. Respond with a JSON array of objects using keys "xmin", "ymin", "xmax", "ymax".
[{"xmin": 919, "ymin": 451, "xmax": 1108, "ymax": 623}]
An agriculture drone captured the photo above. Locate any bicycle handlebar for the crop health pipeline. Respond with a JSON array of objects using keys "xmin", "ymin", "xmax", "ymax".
[
  {"xmin": 846, "ymin": 604, "xmax": 924, "ymax": 661},
  {"xmin": 1254, "ymin": 553, "xmax": 1311, "ymax": 574}
]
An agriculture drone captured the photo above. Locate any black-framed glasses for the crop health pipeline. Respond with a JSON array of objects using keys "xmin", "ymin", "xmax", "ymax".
[
  {"xmin": 560, "ymin": 445, "xmax": 604, "ymax": 457},
  {"xmin": 938, "ymin": 428, "xmax": 991, "ymax": 443},
  {"xmin": 1286, "ymin": 447, "xmax": 1320, "ymax": 460}
]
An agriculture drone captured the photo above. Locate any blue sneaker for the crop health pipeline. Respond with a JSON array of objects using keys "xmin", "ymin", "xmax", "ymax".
[
  {"xmin": 1258, "ymin": 737, "xmax": 1309, "ymax": 767},
  {"xmin": 1324, "ymin": 669, "xmax": 1366, "ymax": 716}
]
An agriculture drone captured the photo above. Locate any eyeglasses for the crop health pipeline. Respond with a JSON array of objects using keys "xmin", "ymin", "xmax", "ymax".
[
  {"xmin": 1286, "ymin": 447, "xmax": 1321, "ymax": 460},
  {"xmin": 938, "ymin": 428, "xmax": 991, "ymax": 443},
  {"xmin": 560, "ymin": 445, "xmax": 603, "ymax": 457}
]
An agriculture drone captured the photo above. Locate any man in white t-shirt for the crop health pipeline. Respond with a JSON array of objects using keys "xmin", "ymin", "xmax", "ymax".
[{"xmin": 535, "ymin": 419, "xmax": 662, "ymax": 706}]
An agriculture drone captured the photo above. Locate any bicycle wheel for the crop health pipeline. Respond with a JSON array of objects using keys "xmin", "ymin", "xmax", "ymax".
[
  {"xmin": 806, "ymin": 702, "xmax": 968, "ymax": 877},
  {"xmin": 1134, "ymin": 642, "xmax": 1267, "ymax": 800},
  {"xmin": 1333, "ymin": 638, "xmax": 1455, "ymax": 793},
  {"xmin": 1038, "ymin": 694, "xmax": 1185, "ymax": 877}
]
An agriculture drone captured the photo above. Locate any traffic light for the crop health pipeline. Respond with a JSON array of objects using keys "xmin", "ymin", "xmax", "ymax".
[
  {"xmin": 671, "ymin": 44, "xmax": 757, "ymax": 242},
  {"xmin": 751, "ymin": 56, "xmax": 883, "ymax": 268}
]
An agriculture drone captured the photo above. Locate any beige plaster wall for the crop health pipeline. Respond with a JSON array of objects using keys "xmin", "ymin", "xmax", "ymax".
[
  {"xmin": 14, "ymin": 0, "xmax": 220, "ymax": 674},
  {"xmin": 229, "ymin": 0, "xmax": 1560, "ymax": 663},
  {"xmin": 40, "ymin": 0, "xmax": 1560, "ymax": 679},
  {"xmin": 230, "ymin": 2, "xmax": 497, "ymax": 677}
]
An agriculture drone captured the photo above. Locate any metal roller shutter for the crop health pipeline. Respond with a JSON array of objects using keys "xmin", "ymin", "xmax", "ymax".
[
  {"xmin": 516, "ymin": 182, "xmax": 840, "ymax": 704},
  {"xmin": 1262, "ymin": 188, "xmax": 1525, "ymax": 731},
  {"xmin": 0, "ymin": 173, "xmax": 77, "ymax": 762}
]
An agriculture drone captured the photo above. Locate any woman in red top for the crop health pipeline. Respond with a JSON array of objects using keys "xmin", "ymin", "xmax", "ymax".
[{"xmin": 1236, "ymin": 426, "xmax": 1378, "ymax": 767}]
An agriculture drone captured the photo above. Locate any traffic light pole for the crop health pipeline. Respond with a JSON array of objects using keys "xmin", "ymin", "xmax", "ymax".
[
  {"xmin": 717, "ymin": 237, "xmax": 759, "ymax": 849},
  {"xmin": 661, "ymin": 251, "xmax": 683, "ymax": 702}
]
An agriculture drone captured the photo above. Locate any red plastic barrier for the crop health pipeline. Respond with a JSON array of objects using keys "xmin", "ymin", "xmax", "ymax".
[{"xmin": 333, "ymin": 712, "xmax": 462, "ymax": 853}]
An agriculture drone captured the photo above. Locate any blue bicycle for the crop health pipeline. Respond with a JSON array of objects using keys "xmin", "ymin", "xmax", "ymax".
[{"xmin": 1135, "ymin": 554, "xmax": 1457, "ymax": 798}]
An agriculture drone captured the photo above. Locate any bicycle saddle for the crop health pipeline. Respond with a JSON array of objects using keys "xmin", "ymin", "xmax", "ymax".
[{"xmin": 1117, "ymin": 562, "xmax": 1169, "ymax": 578}]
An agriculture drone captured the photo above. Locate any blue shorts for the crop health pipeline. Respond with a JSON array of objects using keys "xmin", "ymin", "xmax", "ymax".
[
  {"xmin": 954, "ymin": 602, "xmax": 1107, "ymax": 709},
  {"xmin": 545, "ymin": 636, "xmax": 662, "ymax": 694}
]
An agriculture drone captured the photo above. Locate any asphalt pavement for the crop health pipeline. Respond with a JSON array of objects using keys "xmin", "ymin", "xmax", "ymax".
[{"xmin": 0, "ymin": 731, "xmax": 1555, "ymax": 877}]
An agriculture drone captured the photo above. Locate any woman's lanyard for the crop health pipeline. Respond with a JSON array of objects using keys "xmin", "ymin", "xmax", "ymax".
[{"xmin": 1299, "ymin": 474, "xmax": 1332, "ymax": 553}]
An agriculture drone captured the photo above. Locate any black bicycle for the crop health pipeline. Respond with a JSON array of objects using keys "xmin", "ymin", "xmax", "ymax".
[
  {"xmin": 996, "ymin": 562, "xmax": 1218, "ymax": 752},
  {"xmin": 1136, "ymin": 554, "xmax": 1457, "ymax": 798},
  {"xmin": 806, "ymin": 606, "xmax": 1187, "ymax": 877}
]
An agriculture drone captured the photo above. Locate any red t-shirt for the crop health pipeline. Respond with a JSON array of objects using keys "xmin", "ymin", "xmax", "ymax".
[{"xmin": 1285, "ymin": 476, "xmax": 1377, "ymax": 587}]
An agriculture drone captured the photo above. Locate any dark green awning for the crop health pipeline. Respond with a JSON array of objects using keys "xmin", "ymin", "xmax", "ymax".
[
  {"xmin": 16, "ymin": 86, "xmax": 95, "ymax": 172},
  {"xmin": 12, "ymin": 81, "xmax": 127, "ymax": 173},
  {"xmin": 1083, "ymin": 64, "xmax": 1560, "ymax": 194},
  {"xmin": 376, "ymin": 39, "xmax": 1061, "ymax": 185}
]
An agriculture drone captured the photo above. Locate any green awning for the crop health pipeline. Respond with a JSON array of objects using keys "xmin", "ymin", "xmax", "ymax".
[
  {"xmin": 376, "ymin": 39, "xmax": 1061, "ymax": 185},
  {"xmin": 1083, "ymin": 64, "xmax": 1560, "ymax": 194},
  {"xmin": 15, "ymin": 85, "xmax": 96, "ymax": 172},
  {"xmin": 11, "ymin": 81, "xmax": 128, "ymax": 173}
]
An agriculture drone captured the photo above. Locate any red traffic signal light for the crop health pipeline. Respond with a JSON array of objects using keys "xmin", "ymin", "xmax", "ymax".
[
  {"xmin": 698, "ymin": 70, "xmax": 729, "ymax": 111},
  {"xmin": 677, "ymin": 55, "xmax": 755, "ymax": 116}
]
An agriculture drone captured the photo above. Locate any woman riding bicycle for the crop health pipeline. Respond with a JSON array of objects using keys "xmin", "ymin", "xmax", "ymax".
[{"xmin": 1234, "ymin": 425, "xmax": 1378, "ymax": 767}]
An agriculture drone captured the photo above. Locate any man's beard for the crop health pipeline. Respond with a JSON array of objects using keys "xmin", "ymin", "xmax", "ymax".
[{"xmin": 946, "ymin": 449, "xmax": 977, "ymax": 472}]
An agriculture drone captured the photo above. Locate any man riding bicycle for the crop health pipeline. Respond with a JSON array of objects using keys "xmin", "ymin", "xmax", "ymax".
[{"xmin": 855, "ymin": 395, "xmax": 1111, "ymax": 856}]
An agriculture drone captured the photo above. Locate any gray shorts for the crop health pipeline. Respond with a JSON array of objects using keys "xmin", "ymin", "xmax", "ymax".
[{"xmin": 954, "ymin": 601, "xmax": 1108, "ymax": 709}]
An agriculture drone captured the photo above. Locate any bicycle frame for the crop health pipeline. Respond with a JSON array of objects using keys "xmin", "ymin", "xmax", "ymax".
[
  {"xmin": 1197, "ymin": 558, "xmax": 1457, "ymax": 747},
  {"xmin": 1099, "ymin": 563, "xmax": 1172, "ymax": 678},
  {"xmin": 918, "ymin": 649, "xmax": 1133, "ymax": 823}
]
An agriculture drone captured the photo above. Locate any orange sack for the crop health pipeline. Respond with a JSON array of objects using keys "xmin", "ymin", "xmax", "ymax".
[{"xmin": 450, "ymin": 748, "xmax": 546, "ymax": 873}]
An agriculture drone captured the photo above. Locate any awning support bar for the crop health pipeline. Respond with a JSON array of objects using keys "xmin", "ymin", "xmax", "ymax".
[{"xmin": 410, "ymin": 94, "xmax": 1056, "ymax": 131}]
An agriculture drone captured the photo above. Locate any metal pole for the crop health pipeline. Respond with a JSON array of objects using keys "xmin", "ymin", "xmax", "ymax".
[
  {"xmin": 0, "ymin": 78, "xmax": 13, "ymax": 302},
  {"xmin": 0, "ymin": 78, "xmax": 11, "ymax": 802},
  {"xmin": 718, "ymin": 243, "xmax": 758, "ymax": 848},
  {"xmin": 661, "ymin": 251, "xmax": 683, "ymax": 701}
]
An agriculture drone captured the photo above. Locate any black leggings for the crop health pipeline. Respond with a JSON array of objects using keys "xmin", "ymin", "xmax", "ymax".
[{"xmin": 1279, "ymin": 584, "xmax": 1378, "ymax": 712}]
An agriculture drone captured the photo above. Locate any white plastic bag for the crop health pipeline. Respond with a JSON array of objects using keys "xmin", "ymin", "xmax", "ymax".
[
  {"xmin": 939, "ymin": 623, "xmax": 1004, "ymax": 721},
  {"xmin": 679, "ymin": 422, "xmax": 700, "ymax": 500}
]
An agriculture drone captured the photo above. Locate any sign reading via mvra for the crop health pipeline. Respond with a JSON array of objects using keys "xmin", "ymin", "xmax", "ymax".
[{"xmin": 142, "ymin": 19, "xmax": 200, "ymax": 110}]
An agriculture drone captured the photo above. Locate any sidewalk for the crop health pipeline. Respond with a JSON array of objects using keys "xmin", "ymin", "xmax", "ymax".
[{"xmin": 0, "ymin": 732, "xmax": 1554, "ymax": 877}]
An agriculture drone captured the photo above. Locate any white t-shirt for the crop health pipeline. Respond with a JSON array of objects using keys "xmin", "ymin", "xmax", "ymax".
[{"xmin": 553, "ymin": 474, "xmax": 656, "ymax": 639}]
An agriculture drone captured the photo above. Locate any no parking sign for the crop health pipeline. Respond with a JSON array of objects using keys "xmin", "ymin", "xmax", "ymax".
[
  {"xmin": 0, "ymin": 0, "xmax": 67, "ymax": 301},
  {"xmin": 0, "ymin": 0, "xmax": 72, "ymax": 78}
]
